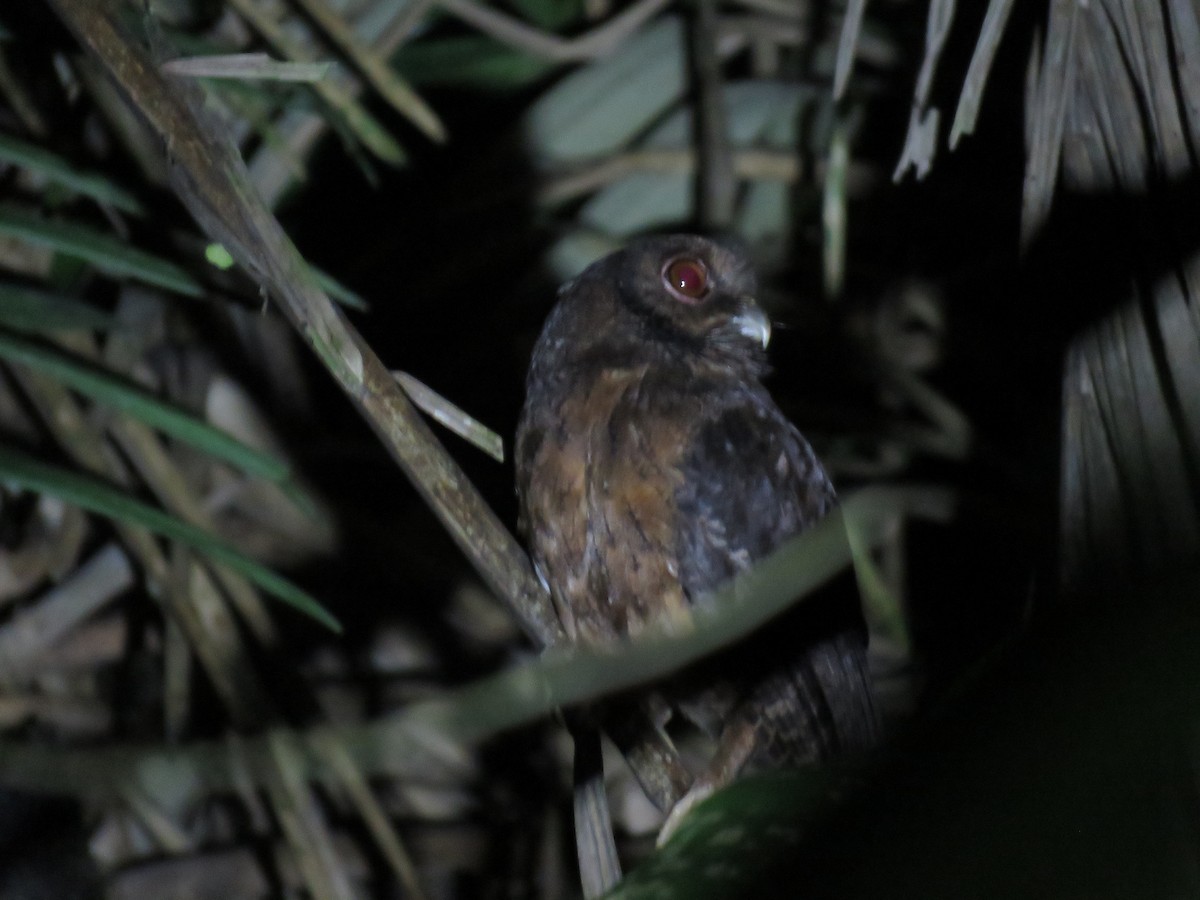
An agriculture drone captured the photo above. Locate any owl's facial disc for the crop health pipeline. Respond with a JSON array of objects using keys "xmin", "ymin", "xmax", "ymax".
[{"xmin": 731, "ymin": 302, "xmax": 771, "ymax": 349}]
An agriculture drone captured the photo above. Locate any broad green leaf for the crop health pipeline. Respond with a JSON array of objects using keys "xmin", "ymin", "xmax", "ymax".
[
  {"xmin": 607, "ymin": 771, "xmax": 849, "ymax": 900},
  {"xmin": 0, "ymin": 445, "xmax": 340, "ymax": 632},
  {"xmin": 522, "ymin": 17, "xmax": 687, "ymax": 163},
  {"xmin": 0, "ymin": 282, "xmax": 115, "ymax": 332},
  {"xmin": 578, "ymin": 82, "xmax": 816, "ymax": 237},
  {"xmin": 505, "ymin": 0, "xmax": 583, "ymax": 31},
  {"xmin": 0, "ymin": 133, "xmax": 145, "ymax": 215},
  {"xmin": 0, "ymin": 204, "xmax": 204, "ymax": 297},
  {"xmin": 0, "ymin": 330, "xmax": 290, "ymax": 483},
  {"xmin": 394, "ymin": 36, "xmax": 555, "ymax": 90}
]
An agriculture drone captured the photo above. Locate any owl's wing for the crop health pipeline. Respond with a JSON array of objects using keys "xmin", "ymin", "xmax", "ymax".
[
  {"xmin": 674, "ymin": 385, "xmax": 837, "ymax": 598},
  {"xmin": 673, "ymin": 385, "xmax": 878, "ymax": 764}
]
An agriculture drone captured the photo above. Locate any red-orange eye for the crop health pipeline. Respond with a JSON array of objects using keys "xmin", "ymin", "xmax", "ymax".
[{"xmin": 662, "ymin": 257, "xmax": 710, "ymax": 301}]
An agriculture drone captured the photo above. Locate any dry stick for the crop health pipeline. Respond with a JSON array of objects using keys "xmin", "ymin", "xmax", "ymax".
[
  {"xmin": 691, "ymin": 0, "xmax": 736, "ymax": 229},
  {"xmin": 833, "ymin": 0, "xmax": 868, "ymax": 102},
  {"xmin": 0, "ymin": 543, "xmax": 133, "ymax": 680},
  {"xmin": 730, "ymin": 0, "xmax": 812, "ymax": 20},
  {"xmin": 949, "ymin": 0, "xmax": 1017, "ymax": 149},
  {"xmin": 109, "ymin": 414, "xmax": 280, "ymax": 641},
  {"xmin": 893, "ymin": 0, "xmax": 957, "ymax": 182},
  {"xmin": 572, "ymin": 724, "xmax": 621, "ymax": 898},
  {"xmin": 1020, "ymin": 0, "xmax": 1079, "ymax": 249},
  {"xmin": 377, "ymin": 0, "xmax": 441, "ymax": 53},
  {"xmin": 43, "ymin": 0, "xmax": 690, "ymax": 806},
  {"xmin": 45, "ymin": 0, "xmax": 542, "ymax": 654},
  {"xmin": 312, "ymin": 733, "xmax": 430, "ymax": 900}
]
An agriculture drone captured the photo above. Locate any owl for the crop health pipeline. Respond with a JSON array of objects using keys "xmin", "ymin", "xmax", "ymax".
[{"xmin": 515, "ymin": 234, "xmax": 878, "ymax": 823}]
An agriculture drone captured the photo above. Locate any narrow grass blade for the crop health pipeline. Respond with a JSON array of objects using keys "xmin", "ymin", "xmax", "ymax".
[
  {"xmin": 162, "ymin": 53, "xmax": 335, "ymax": 82},
  {"xmin": 0, "ymin": 282, "xmax": 114, "ymax": 332},
  {"xmin": 0, "ymin": 330, "xmax": 291, "ymax": 483},
  {"xmin": 0, "ymin": 133, "xmax": 145, "ymax": 215},
  {"xmin": 393, "ymin": 36, "xmax": 555, "ymax": 91},
  {"xmin": 313, "ymin": 266, "xmax": 369, "ymax": 311},
  {"xmin": 0, "ymin": 204, "xmax": 203, "ymax": 297},
  {"xmin": 0, "ymin": 445, "xmax": 340, "ymax": 632},
  {"xmin": 395, "ymin": 371, "xmax": 504, "ymax": 462}
]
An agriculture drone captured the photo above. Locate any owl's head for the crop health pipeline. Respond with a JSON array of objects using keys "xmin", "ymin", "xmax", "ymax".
[
  {"xmin": 533, "ymin": 235, "xmax": 772, "ymax": 384},
  {"xmin": 606, "ymin": 234, "xmax": 771, "ymax": 362}
]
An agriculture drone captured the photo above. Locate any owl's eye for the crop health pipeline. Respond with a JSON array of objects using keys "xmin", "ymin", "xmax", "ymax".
[{"xmin": 662, "ymin": 257, "xmax": 710, "ymax": 302}]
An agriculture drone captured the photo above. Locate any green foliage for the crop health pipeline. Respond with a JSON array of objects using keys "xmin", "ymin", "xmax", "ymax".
[
  {"xmin": 0, "ymin": 205, "xmax": 203, "ymax": 297},
  {"xmin": 0, "ymin": 445, "xmax": 340, "ymax": 632},
  {"xmin": 608, "ymin": 772, "xmax": 846, "ymax": 900},
  {"xmin": 0, "ymin": 330, "xmax": 293, "ymax": 484},
  {"xmin": 394, "ymin": 36, "xmax": 555, "ymax": 90},
  {"xmin": 0, "ymin": 133, "xmax": 145, "ymax": 214},
  {"xmin": 505, "ymin": 0, "xmax": 583, "ymax": 31},
  {"xmin": 0, "ymin": 282, "xmax": 115, "ymax": 332}
]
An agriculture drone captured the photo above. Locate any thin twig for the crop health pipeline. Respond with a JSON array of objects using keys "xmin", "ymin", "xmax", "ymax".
[
  {"xmin": 949, "ymin": 0, "xmax": 1017, "ymax": 149},
  {"xmin": 224, "ymin": 0, "xmax": 407, "ymax": 165},
  {"xmin": 0, "ymin": 543, "xmax": 133, "ymax": 681},
  {"xmin": 572, "ymin": 725, "xmax": 621, "ymax": 898},
  {"xmin": 537, "ymin": 148, "xmax": 875, "ymax": 207},
  {"xmin": 1021, "ymin": 0, "xmax": 1079, "ymax": 248},
  {"xmin": 378, "ymin": 0, "xmax": 441, "ymax": 53},
  {"xmin": 291, "ymin": 0, "xmax": 447, "ymax": 141},
  {"xmin": 893, "ymin": 0, "xmax": 957, "ymax": 181},
  {"xmin": 730, "ymin": 0, "xmax": 811, "ymax": 20},
  {"xmin": 833, "ymin": 0, "xmax": 868, "ymax": 101},
  {"xmin": 313, "ymin": 733, "xmax": 431, "ymax": 900}
]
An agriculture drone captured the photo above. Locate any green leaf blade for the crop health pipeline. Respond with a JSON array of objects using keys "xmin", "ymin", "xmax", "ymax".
[
  {"xmin": 0, "ymin": 282, "xmax": 115, "ymax": 333},
  {"xmin": 0, "ymin": 133, "xmax": 146, "ymax": 215},
  {"xmin": 0, "ymin": 330, "xmax": 291, "ymax": 484},
  {"xmin": 0, "ymin": 204, "xmax": 204, "ymax": 297},
  {"xmin": 0, "ymin": 445, "xmax": 340, "ymax": 633}
]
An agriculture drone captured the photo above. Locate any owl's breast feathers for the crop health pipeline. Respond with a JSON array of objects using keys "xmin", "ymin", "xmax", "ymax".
[
  {"xmin": 517, "ymin": 364, "xmax": 694, "ymax": 644},
  {"xmin": 516, "ymin": 357, "xmax": 834, "ymax": 648}
]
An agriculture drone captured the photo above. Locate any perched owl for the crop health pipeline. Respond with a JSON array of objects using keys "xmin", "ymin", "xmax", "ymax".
[{"xmin": 516, "ymin": 234, "xmax": 878, "ymax": 822}]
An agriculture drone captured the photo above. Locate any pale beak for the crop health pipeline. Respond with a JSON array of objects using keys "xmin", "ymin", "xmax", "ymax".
[{"xmin": 732, "ymin": 301, "xmax": 771, "ymax": 349}]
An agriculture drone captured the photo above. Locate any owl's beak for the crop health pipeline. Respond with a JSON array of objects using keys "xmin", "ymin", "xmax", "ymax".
[{"xmin": 733, "ymin": 301, "xmax": 771, "ymax": 349}]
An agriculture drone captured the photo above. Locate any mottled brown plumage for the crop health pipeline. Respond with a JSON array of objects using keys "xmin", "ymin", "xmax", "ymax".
[{"xmin": 516, "ymin": 234, "xmax": 878, "ymax": 819}]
